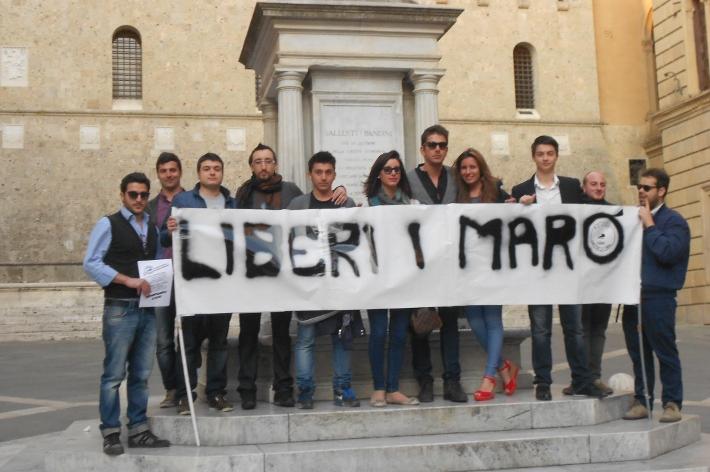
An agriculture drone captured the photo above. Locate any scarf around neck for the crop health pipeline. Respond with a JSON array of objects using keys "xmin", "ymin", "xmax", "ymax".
[{"xmin": 236, "ymin": 173, "xmax": 283, "ymax": 209}]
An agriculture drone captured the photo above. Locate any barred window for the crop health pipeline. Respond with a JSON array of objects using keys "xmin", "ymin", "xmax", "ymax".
[
  {"xmin": 112, "ymin": 28, "xmax": 142, "ymax": 99},
  {"xmin": 513, "ymin": 44, "xmax": 534, "ymax": 109}
]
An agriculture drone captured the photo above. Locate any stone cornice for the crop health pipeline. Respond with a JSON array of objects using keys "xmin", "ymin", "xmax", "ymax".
[
  {"xmin": 650, "ymin": 89, "xmax": 710, "ymax": 131},
  {"xmin": 0, "ymin": 110, "xmax": 262, "ymax": 120}
]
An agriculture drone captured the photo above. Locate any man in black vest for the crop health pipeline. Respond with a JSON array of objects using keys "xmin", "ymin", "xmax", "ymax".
[
  {"xmin": 512, "ymin": 136, "xmax": 607, "ymax": 401},
  {"xmin": 83, "ymin": 172, "xmax": 170, "ymax": 455}
]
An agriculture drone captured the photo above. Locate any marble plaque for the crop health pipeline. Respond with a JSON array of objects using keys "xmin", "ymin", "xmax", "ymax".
[
  {"xmin": 226, "ymin": 127, "xmax": 246, "ymax": 151},
  {"xmin": 79, "ymin": 125, "xmax": 100, "ymax": 150},
  {"xmin": 2, "ymin": 124, "xmax": 24, "ymax": 149},
  {"xmin": 154, "ymin": 127, "xmax": 175, "ymax": 150},
  {"xmin": 552, "ymin": 135, "xmax": 571, "ymax": 156},
  {"xmin": 491, "ymin": 132, "xmax": 510, "ymax": 156},
  {"xmin": 319, "ymin": 103, "xmax": 400, "ymax": 203},
  {"xmin": 0, "ymin": 47, "xmax": 28, "ymax": 87}
]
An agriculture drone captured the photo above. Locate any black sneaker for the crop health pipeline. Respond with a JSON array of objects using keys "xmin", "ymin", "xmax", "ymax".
[
  {"xmin": 443, "ymin": 380, "xmax": 468, "ymax": 403},
  {"xmin": 240, "ymin": 391, "xmax": 256, "ymax": 410},
  {"xmin": 535, "ymin": 385, "xmax": 552, "ymax": 401},
  {"xmin": 209, "ymin": 393, "xmax": 235, "ymax": 412},
  {"xmin": 297, "ymin": 389, "xmax": 314, "ymax": 409},
  {"xmin": 102, "ymin": 432, "xmax": 124, "ymax": 456},
  {"xmin": 418, "ymin": 380, "xmax": 434, "ymax": 403},
  {"xmin": 274, "ymin": 390, "xmax": 295, "ymax": 408},
  {"xmin": 334, "ymin": 387, "xmax": 360, "ymax": 407},
  {"xmin": 574, "ymin": 383, "xmax": 609, "ymax": 399},
  {"xmin": 177, "ymin": 397, "xmax": 190, "ymax": 416},
  {"xmin": 127, "ymin": 430, "xmax": 170, "ymax": 448}
]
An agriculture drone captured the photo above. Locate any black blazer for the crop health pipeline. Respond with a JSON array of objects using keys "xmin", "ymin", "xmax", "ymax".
[{"xmin": 511, "ymin": 175, "xmax": 583, "ymax": 204}]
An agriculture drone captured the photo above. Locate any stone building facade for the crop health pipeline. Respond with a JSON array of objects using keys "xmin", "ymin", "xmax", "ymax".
[{"xmin": 0, "ymin": 0, "xmax": 705, "ymax": 336}]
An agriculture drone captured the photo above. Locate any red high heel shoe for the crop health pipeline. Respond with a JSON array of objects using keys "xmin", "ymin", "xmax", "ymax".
[
  {"xmin": 473, "ymin": 375, "xmax": 496, "ymax": 402},
  {"xmin": 498, "ymin": 360, "xmax": 520, "ymax": 396}
]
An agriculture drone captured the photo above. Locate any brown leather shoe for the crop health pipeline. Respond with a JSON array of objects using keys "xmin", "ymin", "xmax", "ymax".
[
  {"xmin": 659, "ymin": 402, "xmax": 681, "ymax": 423},
  {"xmin": 623, "ymin": 399, "xmax": 649, "ymax": 420}
]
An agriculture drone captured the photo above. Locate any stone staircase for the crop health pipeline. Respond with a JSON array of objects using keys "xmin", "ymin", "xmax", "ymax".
[{"xmin": 44, "ymin": 388, "xmax": 705, "ymax": 472}]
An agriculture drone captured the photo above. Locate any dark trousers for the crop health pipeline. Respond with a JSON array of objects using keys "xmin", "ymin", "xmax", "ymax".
[
  {"xmin": 411, "ymin": 306, "xmax": 462, "ymax": 384},
  {"xmin": 528, "ymin": 304, "xmax": 591, "ymax": 389},
  {"xmin": 581, "ymin": 303, "xmax": 612, "ymax": 381},
  {"xmin": 622, "ymin": 299, "xmax": 683, "ymax": 408},
  {"xmin": 176, "ymin": 313, "xmax": 232, "ymax": 400},
  {"xmin": 237, "ymin": 312, "xmax": 294, "ymax": 394},
  {"xmin": 154, "ymin": 295, "xmax": 177, "ymax": 391}
]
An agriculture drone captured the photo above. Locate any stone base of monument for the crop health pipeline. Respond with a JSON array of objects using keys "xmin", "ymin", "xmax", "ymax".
[
  {"xmin": 43, "ymin": 389, "xmax": 705, "ymax": 472},
  {"xmin": 195, "ymin": 318, "xmax": 533, "ymax": 402}
]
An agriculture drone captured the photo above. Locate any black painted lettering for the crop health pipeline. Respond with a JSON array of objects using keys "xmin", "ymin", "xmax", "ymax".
[
  {"xmin": 362, "ymin": 224, "xmax": 379, "ymax": 273},
  {"xmin": 179, "ymin": 220, "xmax": 221, "ymax": 280},
  {"xmin": 288, "ymin": 225, "xmax": 325, "ymax": 277},
  {"xmin": 328, "ymin": 223, "xmax": 360, "ymax": 277},
  {"xmin": 583, "ymin": 210, "xmax": 624, "ymax": 264},
  {"xmin": 243, "ymin": 223, "xmax": 282, "ymax": 278},
  {"xmin": 408, "ymin": 222, "xmax": 425, "ymax": 269},
  {"xmin": 508, "ymin": 217, "xmax": 539, "ymax": 269},
  {"xmin": 221, "ymin": 223, "xmax": 234, "ymax": 275},
  {"xmin": 543, "ymin": 215, "xmax": 576, "ymax": 270},
  {"xmin": 459, "ymin": 216, "xmax": 503, "ymax": 270}
]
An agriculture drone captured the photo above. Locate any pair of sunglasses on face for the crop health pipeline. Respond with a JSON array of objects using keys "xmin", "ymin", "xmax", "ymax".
[
  {"xmin": 636, "ymin": 184, "xmax": 657, "ymax": 192},
  {"xmin": 382, "ymin": 166, "xmax": 401, "ymax": 175},
  {"xmin": 126, "ymin": 191, "xmax": 150, "ymax": 200},
  {"xmin": 424, "ymin": 141, "xmax": 448, "ymax": 150}
]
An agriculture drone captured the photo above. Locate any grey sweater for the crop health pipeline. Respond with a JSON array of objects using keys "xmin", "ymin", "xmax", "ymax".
[{"xmin": 406, "ymin": 165, "xmax": 458, "ymax": 205}]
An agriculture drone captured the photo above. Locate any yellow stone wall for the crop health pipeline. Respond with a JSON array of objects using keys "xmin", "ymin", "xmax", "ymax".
[{"xmin": 648, "ymin": 0, "xmax": 710, "ymax": 324}]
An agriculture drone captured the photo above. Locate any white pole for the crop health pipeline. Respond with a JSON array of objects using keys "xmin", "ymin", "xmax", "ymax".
[{"xmin": 176, "ymin": 315, "xmax": 201, "ymax": 446}]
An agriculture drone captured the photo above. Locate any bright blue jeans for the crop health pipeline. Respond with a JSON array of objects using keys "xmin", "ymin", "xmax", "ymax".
[
  {"xmin": 367, "ymin": 309, "xmax": 411, "ymax": 392},
  {"xmin": 464, "ymin": 305, "xmax": 504, "ymax": 377},
  {"xmin": 99, "ymin": 299, "xmax": 156, "ymax": 437},
  {"xmin": 295, "ymin": 322, "xmax": 351, "ymax": 395}
]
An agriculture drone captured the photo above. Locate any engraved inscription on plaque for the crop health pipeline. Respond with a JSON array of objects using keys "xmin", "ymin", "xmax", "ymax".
[
  {"xmin": 2, "ymin": 125, "xmax": 24, "ymax": 149},
  {"xmin": 0, "ymin": 47, "xmax": 28, "ymax": 87},
  {"xmin": 320, "ymin": 103, "xmax": 400, "ymax": 203},
  {"xmin": 491, "ymin": 132, "xmax": 510, "ymax": 156},
  {"xmin": 552, "ymin": 135, "xmax": 571, "ymax": 156},
  {"xmin": 154, "ymin": 127, "xmax": 175, "ymax": 151},
  {"xmin": 226, "ymin": 128, "xmax": 246, "ymax": 151},
  {"xmin": 80, "ymin": 125, "xmax": 100, "ymax": 150}
]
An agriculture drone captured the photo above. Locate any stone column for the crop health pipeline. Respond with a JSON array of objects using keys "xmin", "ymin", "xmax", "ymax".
[
  {"xmin": 275, "ymin": 68, "xmax": 308, "ymax": 191},
  {"xmin": 259, "ymin": 100, "xmax": 278, "ymax": 148},
  {"xmin": 409, "ymin": 70, "xmax": 444, "ymax": 160}
]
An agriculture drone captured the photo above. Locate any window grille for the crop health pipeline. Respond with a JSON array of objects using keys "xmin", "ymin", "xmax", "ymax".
[
  {"xmin": 513, "ymin": 44, "xmax": 534, "ymax": 109},
  {"xmin": 112, "ymin": 29, "xmax": 142, "ymax": 99}
]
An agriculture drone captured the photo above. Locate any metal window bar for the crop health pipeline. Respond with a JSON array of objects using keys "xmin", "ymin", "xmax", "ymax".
[
  {"xmin": 513, "ymin": 45, "xmax": 534, "ymax": 109},
  {"xmin": 112, "ymin": 31, "xmax": 142, "ymax": 99}
]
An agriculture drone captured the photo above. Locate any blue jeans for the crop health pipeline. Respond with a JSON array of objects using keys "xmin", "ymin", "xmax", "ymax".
[
  {"xmin": 295, "ymin": 322, "xmax": 351, "ymax": 395},
  {"xmin": 367, "ymin": 309, "xmax": 411, "ymax": 392},
  {"xmin": 154, "ymin": 295, "xmax": 177, "ymax": 391},
  {"xmin": 622, "ymin": 298, "xmax": 683, "ymax": 408},
  {"xmin": 528, "ymin": 304, "xmax": 590, "ymax": 389},
  {"xmin": 99, "ymin": 299, "xmax": 156, "ymax": 437},
  {"xmin": 411, "ymin": 306, "xmax": 462, "ymax": 383},
  {"xmin": 465, "ymin": 305, "xmax": 503, "ymax": 378}
]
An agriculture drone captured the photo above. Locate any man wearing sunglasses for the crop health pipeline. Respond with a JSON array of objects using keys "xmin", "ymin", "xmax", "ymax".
[
  {"xmin": 147, "ymin": 152, "xmax": 185, "ymax": 410},
  {"xmin": 84, "ymin": 172, "xmax": 170, "ymax": 455},
  {"xmin": 512, "ymin": 135, "xmax": 606, "ymax": 401},
  {"xmin": 405, "ymin": 124, "xmax": 467, "ymax": 404},
  {"xmin": 622, "ymin": 168, "xmax": 689, "ymax": 423},
  {"xmin": 164, "ymin": 153, "xmax": 237, "ymax": 416}
]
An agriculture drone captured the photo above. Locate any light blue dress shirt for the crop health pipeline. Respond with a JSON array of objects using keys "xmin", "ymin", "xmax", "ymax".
[{"xmin": 83, "ymin": 207, "xmax": 159, "ymax": 287}]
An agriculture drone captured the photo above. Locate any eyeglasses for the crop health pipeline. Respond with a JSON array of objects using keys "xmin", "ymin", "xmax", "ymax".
[
  {"xmin": 636, "ymin": 184, "xmax": 657, "ymax": 192},
  {"xmin": 126, "ymin": 191, "xmax": 150, "ymax": 200},
  {"xmin": 424, "ymin": 141, "xmax": 448, "ymax": 150},
  {"xmin": 382, "ymin": 166, "xmax": 401, "ymax": 175},
  {"xmin": 252, "ymin": 159, "xmax": 275, "ymax": 166}
]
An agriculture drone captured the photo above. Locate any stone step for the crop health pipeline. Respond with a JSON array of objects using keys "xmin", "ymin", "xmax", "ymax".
[
  {"xmin": 149, "ymin": 389, "xmax": 633, "ymax": 446},
  {"xmin": 45, "ymin": 415, "xmax": 702, "ymax": 472}
]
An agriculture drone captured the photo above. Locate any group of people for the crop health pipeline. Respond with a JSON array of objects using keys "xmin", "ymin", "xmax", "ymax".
[{"xmin": 84, "ymin": 124, "xmax": 690, "ymax": 456}]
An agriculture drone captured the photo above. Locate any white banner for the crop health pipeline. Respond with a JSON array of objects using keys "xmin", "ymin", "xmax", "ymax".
[{"xmin": 172, "ymin": 204, "xmax": 642, "ymax": 316}]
